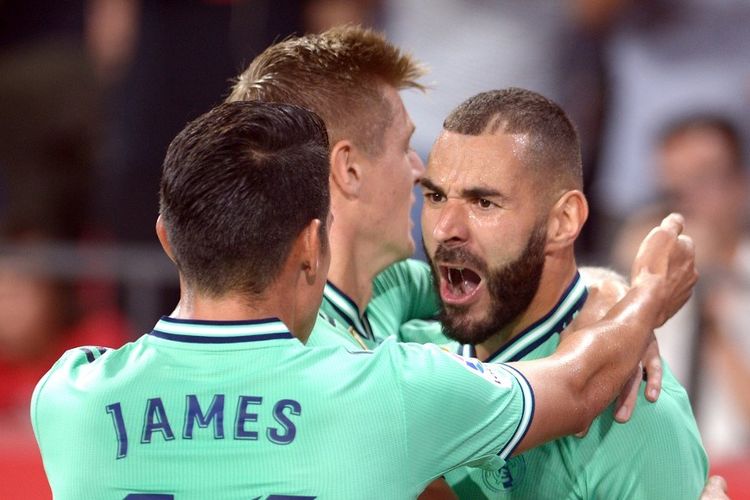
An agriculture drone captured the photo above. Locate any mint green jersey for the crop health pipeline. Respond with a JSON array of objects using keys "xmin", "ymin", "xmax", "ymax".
[
  {"xmin": 32, "ymin": 316, "xmax": 534, "ymax": 500},
  {"xmin": 445, "ymin": 272, "xmax": 709, "ymax": 499},
  {"xmin": 307, "ymin": 259, "xmax": 447, "ymax": 350}
]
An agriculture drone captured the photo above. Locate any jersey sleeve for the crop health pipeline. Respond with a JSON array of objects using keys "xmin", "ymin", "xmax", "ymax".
[
  {"xmin": 31, "ymin": 346, "xmax": 111, "ymax": 494},
  {"xmin": 386, "ymin": 341, "xmax": 535, "ymax": 487},
  {"xmin": 370, "ymin": 259, "xmax": 443, "ymax": 344}
]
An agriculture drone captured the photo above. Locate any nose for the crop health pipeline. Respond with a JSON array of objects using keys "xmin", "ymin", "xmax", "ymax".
[
  {"xmin": 408, "ymin": 150, "xmax": 425, "ymax": 183},
  {"xmin": 431, "ymin": 200, "xmax": 469, "ymax": 246}
]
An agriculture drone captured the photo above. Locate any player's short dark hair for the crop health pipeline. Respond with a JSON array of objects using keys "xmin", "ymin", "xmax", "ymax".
[
  {"xmin": 659, "ymin": 114, "xmax": 746, "ymax": 172},
  {"xmin": 443, "ymin": 88, "xmax": 583, "ymax": 192},
  {"xmin": 227, "ymin": 25, "xmax": 425, "ymax": 157},
  {"xmin": 159, "ymin": 101, "xmax": 330, "ymax": 297}
]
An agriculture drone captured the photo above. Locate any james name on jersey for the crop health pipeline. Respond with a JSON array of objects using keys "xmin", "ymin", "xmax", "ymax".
[{"xmin": 105, "ymin": 393, "xmax": 301, "ymax": 459}]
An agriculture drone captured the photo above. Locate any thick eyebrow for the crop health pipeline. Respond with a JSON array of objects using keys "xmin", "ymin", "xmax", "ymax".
[
  {"xmin": 419, "ymin": 177, "xmax": 444, "ymax": 195},
  {"xmin": 420, "ymin": 177, "xmax": 507, "ymax": 202},
  {"xmin": 461, "ymin": 186, "xmax": 504, "ymax": 200}
]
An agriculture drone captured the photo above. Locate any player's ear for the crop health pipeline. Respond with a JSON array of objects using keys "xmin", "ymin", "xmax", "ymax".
[
  {"xmin": 330, "ymin": 139, "xmax": 363, "ymax": 198},
  {"xmin": 545, "ymin": 190, "xmax": 588, "ymax": 252},
  {"xmin": 298, "ymin": 217, "xmax": 327, "ymax": 285},
  {"xmin": 156, "ymin": 215, "xmax": 176, "ymax": 263}
]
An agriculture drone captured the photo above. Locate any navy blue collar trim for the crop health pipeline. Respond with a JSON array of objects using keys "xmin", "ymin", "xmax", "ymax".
[
  {"xmin": 464, "ymin": 271, "xmax": 588, "ymax": 363},
  {"xmin": 323, "ymin": 281, "xmax": 373, "ymax": 340},
  {"xmin": 149, "ymin": 316, "xmax": 293, "ymax": 344}
]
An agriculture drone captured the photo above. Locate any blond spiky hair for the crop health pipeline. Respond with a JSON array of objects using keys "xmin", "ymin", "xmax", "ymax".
[{"xmin": 228, "ymin": 25, "xmax": 427, "ymax": 155}]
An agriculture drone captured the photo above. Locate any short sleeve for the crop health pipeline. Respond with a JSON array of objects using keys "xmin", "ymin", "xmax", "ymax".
[{"xmin": 386, "ymin": 342, "xmax": 535, "ymax": 487}]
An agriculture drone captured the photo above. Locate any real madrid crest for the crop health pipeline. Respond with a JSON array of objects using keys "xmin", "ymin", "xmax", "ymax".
[{"xmin": 481, "ymin": 454, "xmax": 527, "ymax": 492}]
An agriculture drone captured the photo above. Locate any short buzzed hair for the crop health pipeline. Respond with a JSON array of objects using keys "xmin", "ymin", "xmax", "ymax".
[
  {"xmin": 227, "ymin": 25, "xmax": 426, "ymax": 156},
  {"xmin": 160, "ymin": 101, "xmax": 330, "ymax": 297},
  {"xmin": 443, "ymin": 88, "xmax": 583, "ymax": 192}
]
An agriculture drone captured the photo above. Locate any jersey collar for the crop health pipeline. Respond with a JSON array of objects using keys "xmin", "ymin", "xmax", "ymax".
[
  {"xmin": 150, "ymin": 316, "xmax": 294, "ymax": 345},
  {"xmin": 322, "ymin": 281, "xmax": 374, "ymax": 340},
  {"xmin": 460, "ymin": 271, "xmax": 588, "ymax": 363}
]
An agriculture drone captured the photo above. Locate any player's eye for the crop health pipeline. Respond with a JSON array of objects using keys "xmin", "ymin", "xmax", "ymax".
[
  {"xmin": 477, "ymin": 198, "xmax": 493, "ymax": 209},
  {"xmin": 424, "ymin": 192, "xmax": 444, "ymax": 203}
]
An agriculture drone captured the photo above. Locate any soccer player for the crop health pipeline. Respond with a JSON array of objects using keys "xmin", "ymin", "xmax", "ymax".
[
  {"xmin": 234, "ymin": 25, "xmax": 724, "ymax": 499},
  {"xmin": 227, "ymin": 25, "xmax": 432, "ymax": 351},
  {"xmin": 227, "ymin": 27, "xmax": 658, "ymax": 391},
  {"xmin": 32, "ymin": 100, "xmax": 697, "ymax": 499},
  {"xmin": 418, "ymin": 88, "xmax": 707, "ymax": 498},
  {"xmin": 227, "ymin": 26, "xmax": 719, "ymax": 497}
]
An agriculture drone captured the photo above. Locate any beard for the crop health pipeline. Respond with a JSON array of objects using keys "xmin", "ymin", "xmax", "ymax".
[{"xmin": 426, "ymin": 222, "xmax": 547, "ymax": 346}]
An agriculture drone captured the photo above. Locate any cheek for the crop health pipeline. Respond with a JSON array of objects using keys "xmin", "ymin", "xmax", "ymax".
[
  {"xmin": 420, "ymin": 208, "xmax": 438, "ymax": 244},
  {"xmin": 474, "ymin": 220, "xmax": 524, "ymax": 265}
]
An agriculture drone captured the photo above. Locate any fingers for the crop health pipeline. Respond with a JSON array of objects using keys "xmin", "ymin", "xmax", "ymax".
[
  {"xmin": 700, "ymin": 475, "xmax": 729, "ymax": 500},
  {"xmin": 642, "ymin": 335, "xmax": 663, "ymax": 402},
  {"xmin": 573, "ymin": 423, "xmax": 591, "ymax": 439},
  {"xmin": 614, "ymin": 366, "xmax": 641, "ymax": 423},
  {"xmin": 632, "ymin": 211, "xmax": 699, "ymax": 327},
  {"xmin": 660, "ymin": 212, "xmax": 685, "ymax": 236}
]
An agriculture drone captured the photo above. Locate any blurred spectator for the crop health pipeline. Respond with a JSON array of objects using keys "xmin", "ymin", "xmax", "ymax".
[
  {"xmin": 0, "ymin": 235, "xmax": 131, "ymax": 499},
  {"xmin": 612, "ymin": 115, "xmax": 750, "ymax": 492},
  {"xmin": 94, "ymin": 0, "xmax": 246, "ymax": 243},
  {"xmin": 0, "ymin": 30, "xmax": 97, "ymax": 240},
  {"xmin": 384, "ymin": 0, "xmax": 621, "ymax": 261},
  {"xmin": 595, "ymin": 0, "xmax": 750, "ymax": 226},
  {"xmin": 0, "ymin": 4, "xmax": 130, "ymax": 493},
  {"xmin": 0, "ymin": 242, "xmax": 130, "ymax": 423},
  {"xmin": 94, "ymin": 0, "xmax": 383, "ymax": 243}
]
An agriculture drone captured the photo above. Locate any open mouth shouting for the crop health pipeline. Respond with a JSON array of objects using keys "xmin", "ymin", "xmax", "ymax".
[{"xmin": 438, "ymin": 264, "xmax": 484, "ymax": 305}]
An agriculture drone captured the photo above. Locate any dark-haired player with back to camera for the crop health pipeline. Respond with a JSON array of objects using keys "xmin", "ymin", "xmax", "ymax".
[{"xmin": 32, "ymin": 100, "xmax": 697, "ymax": 499}]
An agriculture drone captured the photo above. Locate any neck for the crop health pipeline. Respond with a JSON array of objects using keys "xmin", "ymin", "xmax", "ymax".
[
  {"xmin": 328, "ymin": 214, "xmax": 399, "ymax": 312},
  {"xmin": 171, "ymin": 276, "xmax": 308, "ymax": 341},
  {"xmin": 474, "ymin": 253, "xmax": 578, "ymax": 361}
]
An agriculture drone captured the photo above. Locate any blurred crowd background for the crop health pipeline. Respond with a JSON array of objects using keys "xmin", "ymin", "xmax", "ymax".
[{"xmin": 1, "ymin": 0, "xmax": 749, "ymax": 497}]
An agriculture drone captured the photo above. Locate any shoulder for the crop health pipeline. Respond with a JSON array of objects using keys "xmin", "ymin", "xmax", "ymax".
[
  {"xmin": 377, "ymin": 340, "xmax": 525, "ymax": 396},
  {"xmin": 575, "ymin": 370, "xmax": 706, "ymax": 473},
  {"xmin": 307, "ymin": 312, "xmax": 364, "ymax": 349},
  {"xmin": 574, "ymin": 377, "xmax": 708, "ymax": 498},
  {"xmin": 37, "ymin": 345, "xmax": 112, "ymax": 383},
  {"xmin": 32, "ymin": 344, "xmax": 122, "ymax": 399},
  {"xmin": 373, "ymin": 258, "xmax": 431, "ymax": 293},
  {"xmin": 31, "ymin": 344, "xmax": 122, "ymax": 435}
]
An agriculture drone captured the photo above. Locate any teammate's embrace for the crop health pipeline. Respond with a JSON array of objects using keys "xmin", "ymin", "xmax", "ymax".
[{"xmin": 32, "ymin": 101, "xmax": 696, "ymax": 499}]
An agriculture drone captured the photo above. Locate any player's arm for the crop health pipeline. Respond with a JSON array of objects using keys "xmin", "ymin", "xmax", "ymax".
[
  {"xmin": 576, "ymin": 266, "xmax": 662, "ymax": 423},
  {"xmin": 417, "ymin": 478, "xmax": 458, "ymax": 500},
  {"xmin": 509, "ymin": 213, "xmax": 696, "ymax": 454}
]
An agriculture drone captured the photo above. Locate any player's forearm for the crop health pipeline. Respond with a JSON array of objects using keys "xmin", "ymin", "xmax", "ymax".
[
  {"xmin": 509, "ymin": 279, "xmax": 664, "ymax": 451},
  {"xmin": 513, "ymin": 215, "xmax": 695, "ymax": 452},
  {"xmin": 552, "ymin": 276, "xmax": 663, "ymax": 424}
]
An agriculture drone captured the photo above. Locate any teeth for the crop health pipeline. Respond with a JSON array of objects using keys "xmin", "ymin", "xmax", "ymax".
[{"xmin": 446, "ymin": 267, "xmax": 466, "ymax": 291}]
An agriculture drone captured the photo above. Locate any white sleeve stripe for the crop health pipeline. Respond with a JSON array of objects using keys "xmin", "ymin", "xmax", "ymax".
[{"xmin": 496, "ymin": 363, "xmax": 535, "ymax": 459}]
